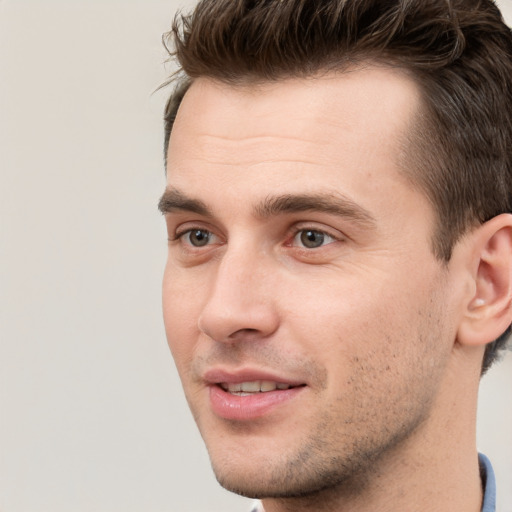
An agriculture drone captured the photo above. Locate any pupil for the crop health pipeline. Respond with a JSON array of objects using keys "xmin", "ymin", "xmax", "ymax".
[
  {"xmin": 190, "ymin": 230, "xmax": 209, "ymax": 247},
  {"xmin": 301, "ymin": 230, "xmax": 324, "ymax": 248}
]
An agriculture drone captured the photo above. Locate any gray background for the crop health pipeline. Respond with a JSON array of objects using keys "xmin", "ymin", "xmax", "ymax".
[{"xmin": 0, "ymin": 1, "xmax": 511, "ymax": 511}]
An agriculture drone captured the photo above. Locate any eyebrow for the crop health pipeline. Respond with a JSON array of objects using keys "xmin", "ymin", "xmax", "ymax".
[
  {"xmin": 158, "ymin": 187, "xmax": 376, "ymax": 227},
  {"xmin": 254, "ymin": 193, "xmax": 376, "ymax": 227},
  {"xmin": 158, "ymin": 188, "xmax": 212, "ymax": 216}
]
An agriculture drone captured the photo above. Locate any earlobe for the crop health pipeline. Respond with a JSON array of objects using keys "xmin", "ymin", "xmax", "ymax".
[{"xmin": 457, "ymin": 214, "xmax": 512, "ymax": 347}]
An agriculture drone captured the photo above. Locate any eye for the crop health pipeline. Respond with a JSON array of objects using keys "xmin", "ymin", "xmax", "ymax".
[
  {"xmin": 293, "ymin": 229, "xmax": 336, "ymax": 249},
  {"xmin": 180, "ymin": 229, "xmax": 215, "ymax": 247}
]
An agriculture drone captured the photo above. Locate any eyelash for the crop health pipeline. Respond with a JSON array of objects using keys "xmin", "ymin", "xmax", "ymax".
[
  {"xmin": 172, "ymin": 226, "xmax": 341, "ymax": 250},
  {"xmin": 291, "ymin": 228, "xmax": 337, "ymax": 249},
  {"xmin": 173, "ymin": 228, "xmax": 219, "ymax": 247}
]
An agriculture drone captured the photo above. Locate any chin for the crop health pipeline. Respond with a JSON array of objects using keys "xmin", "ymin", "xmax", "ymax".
[
  {"xmin": 207, "ymin": 448, "xmax": 299, "ymax": 498},
  {"xmin": 213, "ymin": 469, "xmax": 307, "ymax": 500},
  {"xmin": 212, "ymin": 460, "xmax": 363, "ymax": 501},
  {"xmin": 207, "ymin": 441, "xmax": 360, "ymax": 500}
]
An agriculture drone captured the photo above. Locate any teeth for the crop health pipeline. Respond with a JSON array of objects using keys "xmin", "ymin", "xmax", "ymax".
[
  {"xmin": 242, "ymin": 381, "xmax": 261, "ymax": 392},
  {"xmin": 260, "ymin": 381, "xmax": 277, "ymax": 392},
  {"xmin": 220, "ymin": 380, "xmax": 292, "ymax": 394}
]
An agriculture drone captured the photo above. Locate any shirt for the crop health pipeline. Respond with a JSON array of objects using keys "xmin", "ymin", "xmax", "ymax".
[
  {"xmin": 480, "ymin": 453, "xmax": 497, "ymax": 512},
  {"xmin": 249, "ymin": 453, "xmax": 497, "ymax": 512}
]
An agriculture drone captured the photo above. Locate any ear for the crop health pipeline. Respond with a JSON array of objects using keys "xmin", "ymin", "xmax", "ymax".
[{"xmin": 457, "ymin": 214, "xmax": 512, "ymax": 347}]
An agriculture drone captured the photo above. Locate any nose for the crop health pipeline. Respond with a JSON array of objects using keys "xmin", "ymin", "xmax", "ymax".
[{"xmin": 197, "ymin": 247, "xmax": 279, "ymax": 343}]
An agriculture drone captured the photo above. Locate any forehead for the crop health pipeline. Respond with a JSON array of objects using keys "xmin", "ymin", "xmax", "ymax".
[{"xmin": 166, "ymin": 67, "xmax": 423, "ymax": 209}]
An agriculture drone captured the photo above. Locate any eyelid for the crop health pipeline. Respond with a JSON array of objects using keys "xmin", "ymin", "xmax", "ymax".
[
  {"xmin": 287, "ymin": 223, "xmax": 346, "ymax": 244},
  {"xmin": 172, "ymin": 224, "xmax": 224, "ymax": 248},
  {"xmin": 291, "ymin": 229, "xmax": 336, "ymax": 248},
  {"xmin": 168, "ymin": 218, "xmax": 218, "ymax": 239},
  {"xmin": 172, "ymin": 227, "xmax": 204, "ymax": 242}
]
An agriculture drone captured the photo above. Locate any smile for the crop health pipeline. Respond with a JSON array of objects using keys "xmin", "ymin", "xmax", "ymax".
[
  {"xmin": 219, "ymin": 380, "xmax": 295, "ymax": 395},
  {"xmin": 209, "ymin": 380, "xmax": 306, "ymax": 420}
]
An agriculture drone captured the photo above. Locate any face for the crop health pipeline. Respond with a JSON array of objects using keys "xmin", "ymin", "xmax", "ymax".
[{"xmin": 161, "ymin": 69, "xmax": 460, "ymax": 499}]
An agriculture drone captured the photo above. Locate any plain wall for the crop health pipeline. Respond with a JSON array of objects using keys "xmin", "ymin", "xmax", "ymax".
[{"xmin": 0, "ymin": 1, "xmax": 511, "ymax": 511}]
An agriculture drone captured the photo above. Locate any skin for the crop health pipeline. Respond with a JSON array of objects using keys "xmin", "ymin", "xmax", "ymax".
[{"xmin": 161, "ymin": 68, "xmax": 508, "ymax": 511}]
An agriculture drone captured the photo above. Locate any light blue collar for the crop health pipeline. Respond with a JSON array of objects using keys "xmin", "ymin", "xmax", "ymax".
[{"xmin": 479, "ymin": 453, "xmax": 496, "ymax": 512}]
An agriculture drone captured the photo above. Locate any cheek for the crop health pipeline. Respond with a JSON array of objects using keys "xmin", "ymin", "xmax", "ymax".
[
  {"xmin": 283, "ymin": 269, "xmax": 396, "ymax": 344},
  {"xmin": 162, "ymin": 263, "xmax": 203, "ymax": 365},
  {"xmin": 285, "ymin": 267, "xmax": 447, "ymax": 377}
]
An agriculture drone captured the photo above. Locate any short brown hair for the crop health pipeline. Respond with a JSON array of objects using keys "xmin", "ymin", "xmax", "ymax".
[{"xmin": 162, "ymin": 0, "xmax": 512, "ymax": 373}]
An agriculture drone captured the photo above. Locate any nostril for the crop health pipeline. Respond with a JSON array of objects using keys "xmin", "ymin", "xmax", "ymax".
[
  {"xmin": 231, "ymin": 328, "xmax": 259, "ymax": 335},
  {"xmin": 226, "ymin": 327, "xmax": 264, "ymax": 342}
]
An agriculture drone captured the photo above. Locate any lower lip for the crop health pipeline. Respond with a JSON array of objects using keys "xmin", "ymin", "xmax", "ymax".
[{"xmin": 209, "ymin": 385, "xmax": 304, "ymax": 421}]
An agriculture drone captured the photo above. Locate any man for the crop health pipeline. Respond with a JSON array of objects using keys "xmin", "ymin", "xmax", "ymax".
[{"xmin": 158, "ymin": 1, "xmax": 512, "ymax": 510}]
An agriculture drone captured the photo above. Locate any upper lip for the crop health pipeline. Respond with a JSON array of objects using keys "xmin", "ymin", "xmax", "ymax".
[{"xmin": 203, "ymin": 367, "xmax": 306, "ymax": 387}]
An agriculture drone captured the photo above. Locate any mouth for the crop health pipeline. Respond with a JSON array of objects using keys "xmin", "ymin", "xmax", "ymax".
[
  {"xmin": 219, "ymin": 380, "xmax": 299, "ymax": 396},
  {"xmin": 205, "ymin": 372, "xmax": 307, "ymax": 420}
]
